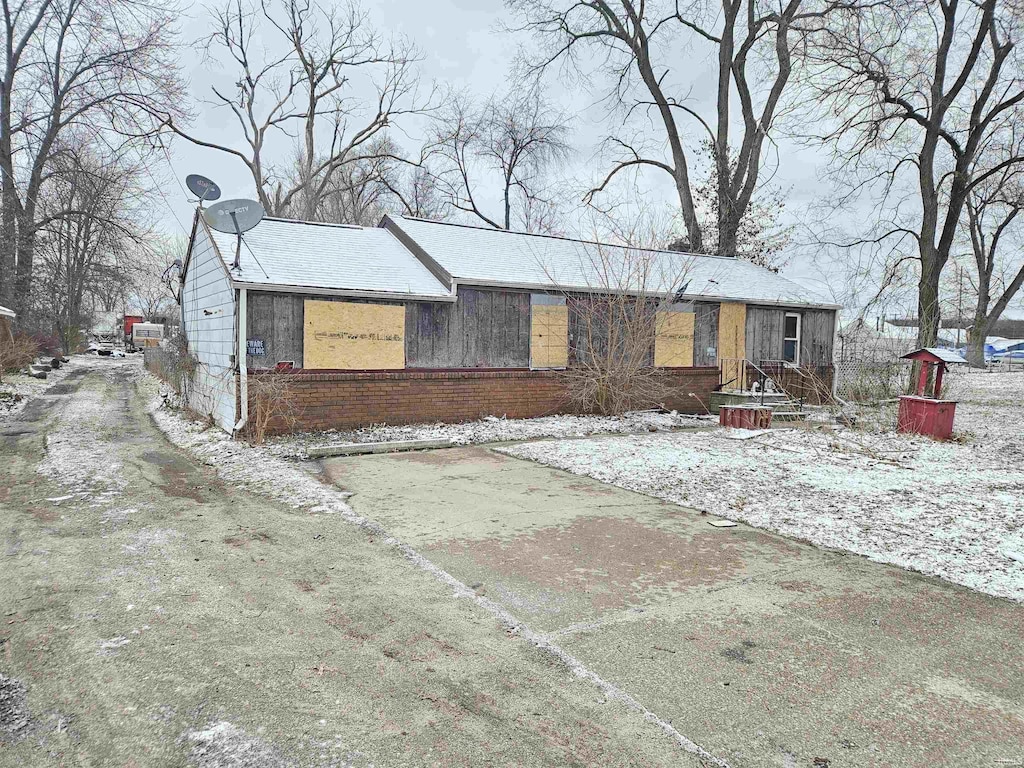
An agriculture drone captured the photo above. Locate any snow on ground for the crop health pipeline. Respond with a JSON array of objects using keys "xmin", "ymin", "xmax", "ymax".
[
  {"xmin": 1, "ymin": 361, "xmax": 76, "ymax": 421},
  {"xmin": 265, "ymin": 410, "xmax": 711, "ymax": 459},
  {"xmin": 500, "ymin": 369, "xmax": 1024, "ymax": 603},
  {"xmin": 30, "ymin": 356, "xmax": 143, "ymax": 509}
]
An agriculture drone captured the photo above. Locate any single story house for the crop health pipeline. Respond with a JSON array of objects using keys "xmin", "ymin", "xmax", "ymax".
[{"xmin": 177, "ymin": 213, "xmax": 841, "ymax": 433}]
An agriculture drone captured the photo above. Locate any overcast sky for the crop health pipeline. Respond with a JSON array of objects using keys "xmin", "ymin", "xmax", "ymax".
[{"xmin": 159, "ymin": 0, "xmax": 1022, "ymax": 320}]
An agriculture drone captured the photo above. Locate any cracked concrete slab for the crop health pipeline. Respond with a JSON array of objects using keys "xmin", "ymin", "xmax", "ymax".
[{"xmin": 324, "ymin": 445, "xmax": 1024, "ymax": 768}]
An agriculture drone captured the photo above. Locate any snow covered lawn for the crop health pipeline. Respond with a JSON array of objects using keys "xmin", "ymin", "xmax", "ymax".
[
  {"xmin": 500, "ymin": 369, "xmax": 1024, "ymax": 603},
  {"xmin": 265, "ymin": 410, "xmax": 711, "ymax": 459}
]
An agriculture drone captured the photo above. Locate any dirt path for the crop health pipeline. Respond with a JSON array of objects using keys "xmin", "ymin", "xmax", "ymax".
[{"xmin": 0, "ymin": 362, "xmax": 705, "ymax": 767}]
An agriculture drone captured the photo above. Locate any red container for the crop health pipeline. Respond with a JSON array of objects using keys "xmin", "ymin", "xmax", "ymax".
[
  {"xmin": 719, "ymin": 405, "xmax": 773, "ymax": 430},
  {"xmin": 897, "ymin": 395, "xmax": 957, "ymax": 440},
  {"xmin": 123, "ymin": 314, "xmax": 144, "ymax": 340}
]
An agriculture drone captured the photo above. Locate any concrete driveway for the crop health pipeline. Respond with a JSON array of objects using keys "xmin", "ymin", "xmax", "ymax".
[{"xmin": 324, "ymin": 445, "xmax": 1024, "ymax": 768}]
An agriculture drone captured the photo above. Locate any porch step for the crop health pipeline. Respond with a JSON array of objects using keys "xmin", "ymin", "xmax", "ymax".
[{"xmin": 770, "ymin": 410, "xmax": 807, "ymax": 422}]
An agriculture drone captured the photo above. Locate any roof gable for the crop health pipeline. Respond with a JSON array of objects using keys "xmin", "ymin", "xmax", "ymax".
[{"xmin": 206, "ymin": 217, "xmax": 451, "ymax": 299}]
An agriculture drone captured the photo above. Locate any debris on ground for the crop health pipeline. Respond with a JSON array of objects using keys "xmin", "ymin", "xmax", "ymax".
[{"xmin": 0, "ymin": 674, "xmax": 32, "ymax": 743}]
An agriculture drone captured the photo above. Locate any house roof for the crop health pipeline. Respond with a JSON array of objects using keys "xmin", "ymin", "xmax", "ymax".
[
  {"xmin": 0, "ymin": 304, "xmax": 14, "ymax": 319},
  {"xmin": 208, "ymin": 217, "xmax": 452, "ymax": 300},
  {"xmin": 384, "ymin": 215, "xmax": 839, "ymax": 309}
]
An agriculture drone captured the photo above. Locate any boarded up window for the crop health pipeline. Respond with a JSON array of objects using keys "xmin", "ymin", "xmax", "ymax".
[
  {"xmin": 718, "ymin": 302, "xmax": 747, "ymax": 388},
  {"xmin": 530, "ymin": 294, "xmax": 568, "ymax": 369},
  {"xmin": 303, "ymin": 300, "xmax": 405, "ymax": 370},
  {"xmin": 654, "ymin": 310, "xmax": 695, "ymax": 367}
]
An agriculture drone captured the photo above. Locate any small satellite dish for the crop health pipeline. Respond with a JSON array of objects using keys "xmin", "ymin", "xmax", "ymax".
[
  {"xmin": 203, "ymin": 198, "xmax": 264, "ymax": 234},
  {"xmin": 186, "ymin": 174, "xmax": 221, "ymax": 203}
]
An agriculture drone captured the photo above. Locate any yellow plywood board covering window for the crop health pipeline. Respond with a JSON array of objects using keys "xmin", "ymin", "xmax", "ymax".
[
  {"xmin": 717, "ymin": 301, "xmax": 747, "ymax": 388},
  {"xmin": 655, "ymin": 311, "xmax": 695, "ymax": 367},
  {"xmin": 531, "ymin": 304, "xmax": 568, "ymax": 369},
  {"xmin": 303, "ymin": 300, "xmax": 405, "ymax": 370},
  {"xmin": 717, "ymin": 302, "xmax": 747, "ymax": 363}
]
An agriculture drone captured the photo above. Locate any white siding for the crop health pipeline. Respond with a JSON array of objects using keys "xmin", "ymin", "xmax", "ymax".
[{"xmin": 182, "ymin": 222, "xmax": 237, "ymax": 432}]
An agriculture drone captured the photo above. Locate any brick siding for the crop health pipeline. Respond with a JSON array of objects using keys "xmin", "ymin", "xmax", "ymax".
[{"xmin": 249, "ymin": 366, "xmax": 720, "ymax": 434}]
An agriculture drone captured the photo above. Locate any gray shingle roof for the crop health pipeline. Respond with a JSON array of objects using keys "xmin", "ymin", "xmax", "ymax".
[
  {"xmin": 388, "ymin": 216, "xmax": 838, "ymax": 308},
  {"xmin": 207, "ymin": 217, "xmax": 451, "ymax": 299}
]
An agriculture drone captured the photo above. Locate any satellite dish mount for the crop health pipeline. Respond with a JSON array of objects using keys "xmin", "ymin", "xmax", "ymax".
[
  {"xmin": 185, "ymin": 174, "xmax": 222, "ymax": 207},
  {"xmin": 202, "ymin": 198, "xmax": 265, "ymax": 269}
]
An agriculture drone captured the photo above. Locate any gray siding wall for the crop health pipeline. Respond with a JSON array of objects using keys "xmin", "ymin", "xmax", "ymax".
[
  {"xmin": 745, "ymin": 305, "xmax": 836, "ymax": 366},
  {"xmin": 247, "ymin": 287, "xmax": 531, "ymax": 369},
  {"xmin": 406, "ymin": 287, "xmax": 531, "ymax": 368},
  {"xmin": 181, "ymin": 224, "xmax": 236, "ymax": 432},
  {"xmin": 801, "ymin": 309, "xmax": 837, "ymax": 367}
]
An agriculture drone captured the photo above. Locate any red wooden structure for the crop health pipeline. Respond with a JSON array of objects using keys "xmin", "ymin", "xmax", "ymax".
[
  {"xmin": 719, "ymin": 405, "xmax": 773, "ymax": 430},
  {"xmin": 897, "ymin": 348, "xmax": 967, "ymax": 440}
]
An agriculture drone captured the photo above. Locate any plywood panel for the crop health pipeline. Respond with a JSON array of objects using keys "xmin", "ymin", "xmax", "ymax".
[
  {"xmin": 531, "ymin": 304, "xmax": 568, "ymax": 369},
  {"xmin": 718, "ymin": 302, "xmax": 747, "ymax": 362},
  {"xmin": 303, "ymin": 300, "xmax": 405, "ymax": 370},
  {"xmin": 655, "ymin": 311, "xmax": 695, "ymax": 367}
]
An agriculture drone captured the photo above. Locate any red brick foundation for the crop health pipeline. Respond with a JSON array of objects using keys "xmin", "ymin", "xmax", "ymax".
[{"xmin": 249, "ymin": 366, "xmax": 720, "ymax": 434}]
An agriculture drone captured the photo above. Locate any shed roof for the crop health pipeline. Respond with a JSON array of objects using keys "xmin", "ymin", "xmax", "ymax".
[
  {"xmin": 901, "ymin": 347, "xmax": 968, "ymax": 364},
  {"xmin": 385, "ymin": 216, "xmax": 839, "ymax": 309},
  {"xmin": 207, "ymin": 217, "xmax": 452, "ymax": 300},
  {"xmin": 0, "ymin": 304, "xmax": 14, "ymax": 319}
]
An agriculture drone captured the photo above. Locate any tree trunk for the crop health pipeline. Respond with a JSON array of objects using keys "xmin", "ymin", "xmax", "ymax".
[
  {"xmin": 13, "ymin": 209, "xmax": 36, "ymax": 320},
  {"xmin": 916, "ymin": 264, "xmax": 941, "ymax": 348},
  {"xmin": 967, "ymin": 312, "xmax": 989, "ymax": 368}
]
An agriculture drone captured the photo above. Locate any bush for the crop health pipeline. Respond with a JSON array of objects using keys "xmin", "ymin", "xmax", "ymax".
[
  {"xmin": 0, "ymin": 331, "xmax": 40, "ymax": 383},
  {"xmin": 243, "ymin": 373, "xmax": 299, "ymax": 444}
]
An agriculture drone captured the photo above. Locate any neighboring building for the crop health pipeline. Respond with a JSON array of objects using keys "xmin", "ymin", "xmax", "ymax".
[
  {"xmin": 0, "ymin": 305, "xmax": 15, "ymax": 345},
  {"xmin": 177, "ymin": 213, "xmax": 841, "ymax": 433}
]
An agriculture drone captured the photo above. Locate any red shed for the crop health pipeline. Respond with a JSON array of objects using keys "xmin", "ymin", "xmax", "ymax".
[{"xmin": 897, "ymin": 347, "xmax": 967, "ymax": 440}]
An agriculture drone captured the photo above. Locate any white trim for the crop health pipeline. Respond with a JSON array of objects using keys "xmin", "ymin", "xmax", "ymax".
[
  {"xmin": 784, "ymin": 312, "xmax": 801, "ymax": 365},
  {"xmin": 230, "ymin": 280, "xmax": 456, "ymax": 303},
  {"xmin": 233, "ymin": 287, "xmax": 248, "ymax": 435}
]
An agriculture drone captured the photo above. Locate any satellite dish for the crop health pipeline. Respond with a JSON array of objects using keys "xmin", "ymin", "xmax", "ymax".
[
  {"xmin": 186, "ymin": 174, "xmax": 221, "ymax": 203},
  {"xmin": 203, "ymin": 198, "xmax": 264, "ymax": 234}
]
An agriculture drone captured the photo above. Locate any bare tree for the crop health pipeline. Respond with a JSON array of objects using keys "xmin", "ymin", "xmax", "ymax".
[
  {"xmin": 126, "ymin": 234, "xmax": 184, "ymax": 320},
  {"xmin": 163, "ymin": 0, "xmax": 426, "ymax": 220},
  {"xmin": 548, "ymin": 216, "xmax": 694, "ymax": 414},
  {"xmin": 32, "ymin": 141, "xmax": 148, "ymax": 353},
  {"xmin": 509, "ymin": 0, "xmax": 833, "ymax": 254},
  {"xmin": 963, "ymin": 165, "xmax": 1024, "ymax": 366},
  {"xmin": 0, "ymin": 0, "xmax": 183, "ymax": 320},
  {"xmin": 427, "ymin": 86, "xmax": 571, "ymax": 232},
  {"xmin": 802, "ymin": 0, "xmax": 1024, "ymax": 348}
]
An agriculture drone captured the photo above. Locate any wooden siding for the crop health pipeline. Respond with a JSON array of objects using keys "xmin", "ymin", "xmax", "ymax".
[
  {"xmin": 745, "ymin": 305, "xmax": 836, "ymax": 366},
  {"xmin": 693, "ymin": 302, "xmax": 719, "ymax": 366},
  {"xmin": 181, "ymin": 223, "xmax": 236, "ymax": 432},
  {"xmin": 801, "ymin": 309, "xmax": 836, "ymax": 367},
  {"xmin": 405, "ymin": 287, "xmax": 531, "ymax": 368},
  {"xmin": 745, "ymin": 305, "xmax": 785, "ymax": 363}
]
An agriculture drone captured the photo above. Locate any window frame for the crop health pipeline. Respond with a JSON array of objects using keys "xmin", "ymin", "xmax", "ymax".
[{"xmin": 783, "ymin": 312, "xmax": 801, "ymax": 365}]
